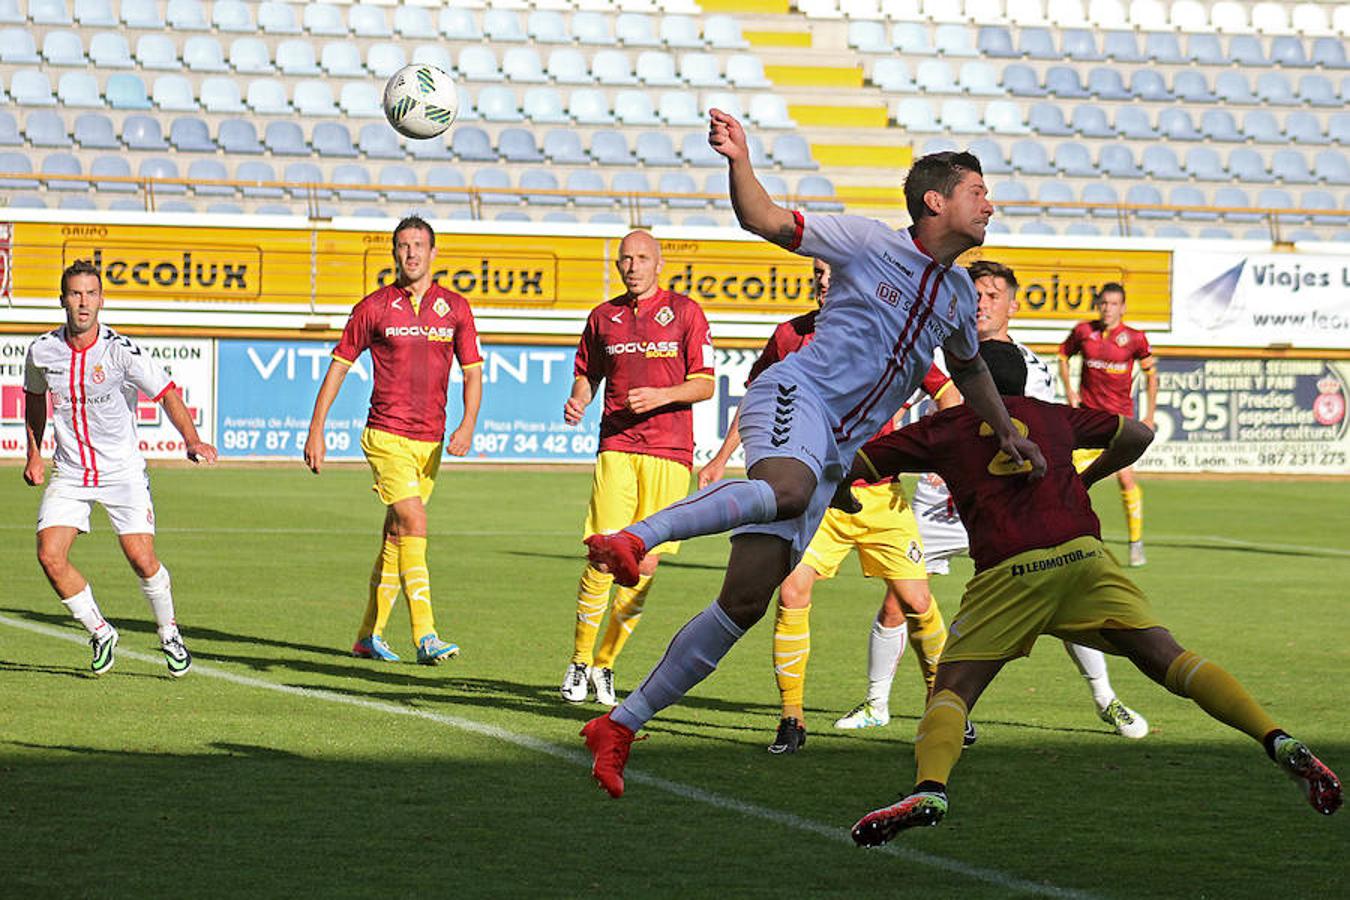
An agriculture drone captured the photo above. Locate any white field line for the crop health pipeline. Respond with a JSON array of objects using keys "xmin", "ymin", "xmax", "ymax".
[{"xmin": 1, "ymin": 613, "xmax": 1093, "ymax": 900}]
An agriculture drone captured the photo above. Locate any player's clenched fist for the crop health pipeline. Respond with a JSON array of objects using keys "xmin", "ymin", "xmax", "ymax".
[
  {"xmin": 303, "ymin": 431, "xmax": 325, "ymax": 474},
  {"xmin": 563, "ymin": 395, "xmax": 588, "ymax": 426},
  {"xmin": 23, "ymin": 458, "xmax": 45, "ymax": 486},
  {"xmin": 625, "ymin": 386, "xmax": 667, "ymax": 415},
  {"xmin": 708, "ymin": 109, "xmax": 747, "ymax": 162}
]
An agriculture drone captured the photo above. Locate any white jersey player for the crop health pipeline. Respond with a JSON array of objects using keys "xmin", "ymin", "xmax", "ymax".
[
  {"xmin": 578, "ymin": 112, "xmax": 1049, "ymax": 799},
  {"xmin": 23, "ymin": 260, "xmax": 217, "ymax": 677},
  {"xmin": 910, "ymin": 260, "xmax": 1149, "ymax": 739}
]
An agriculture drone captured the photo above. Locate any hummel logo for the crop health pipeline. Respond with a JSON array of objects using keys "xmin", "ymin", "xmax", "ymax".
[
  {"xmin": 611, "ymin": 312, "xmax": 624, "ymax": 322},
  {"xmin": 391, "ymin": 298, "xmax": 403, "ymax": 310}
]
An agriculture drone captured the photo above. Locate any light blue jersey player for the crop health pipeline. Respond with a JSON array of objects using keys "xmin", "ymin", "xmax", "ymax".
[{"xmin": 579, "ymin": 110, "xmax": 1047, "ymax": 798}]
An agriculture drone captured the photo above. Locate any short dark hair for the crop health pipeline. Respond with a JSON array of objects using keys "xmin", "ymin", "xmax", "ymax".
[
  {"xmin": 978, "ymin": 339, "xmax": 1027, "ymax": 396},
  {"xmin": 967, "ymin": 260, "xmax": 1018, "ymax": 291},
  {"xmin": 903, "ymin": 151, "xmax": 983, "ymax": 223},
  {"xmin": 393, "ymin": 215, "xmax": 435, "ymax": 248},
  {"xmin": 61, "ymin": 259, "xmax": 101, "ymax": 296},
  {"xmin": 1098, "ymin": 281, "xmax": 1126, "ymax": 303}
]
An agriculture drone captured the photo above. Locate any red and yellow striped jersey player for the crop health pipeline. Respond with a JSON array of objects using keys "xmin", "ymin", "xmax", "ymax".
[
  {"xmin": 1057, "ymin": 282, "xmax": 1158, "ymax": 567},
  {"xmin": 561, "ymin": 230, "xmax": 715, "ymax": 708},
  {"xmin": 304, "ymin": 215, "xmax": 483, "ymax": 666}
]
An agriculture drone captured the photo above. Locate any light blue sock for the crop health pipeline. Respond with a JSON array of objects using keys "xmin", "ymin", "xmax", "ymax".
[
  {"xmin": 627, "ymin": 478, "xmax": 777, "ymax": 551},
  {"xmin": 611, "ymin": 602, "xmax": 747, "ymax": 732}
]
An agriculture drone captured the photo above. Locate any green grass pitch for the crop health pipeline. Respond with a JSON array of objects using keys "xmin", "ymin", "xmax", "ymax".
[{"xmin": 1, "ymin": 465, "xmax": 1346, "ymax": 898}]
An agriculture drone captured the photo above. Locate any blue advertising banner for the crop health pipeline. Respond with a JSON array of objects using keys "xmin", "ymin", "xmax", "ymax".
[{"xmin": 216, "ymin": 340, "xmax": 600, "ymax": 462}]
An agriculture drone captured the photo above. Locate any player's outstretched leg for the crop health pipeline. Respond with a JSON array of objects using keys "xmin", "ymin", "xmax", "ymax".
[
  {"xmin": 1272, "ymin": 735, "xmax": 1343, "ymax": 816},
  {"xmin": 852, "ymin": 791, "xmax": 948, "ymax": 846}
]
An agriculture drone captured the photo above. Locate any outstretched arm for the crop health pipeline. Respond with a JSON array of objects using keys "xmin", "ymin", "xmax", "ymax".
[
  {"xmin": 162, "ymin": 388, "xmax": 217, "ymax": 464},
  {"xmin": 708, "ymin": 109, "xmax": 798, "ymax": 248},
  {"xmin": 946, "ymin": 353, "xmax": 1046, "ymax": 477},
  {"xmin": 304, "ymin": 360, "xmax": 350, "ymax": 473}
]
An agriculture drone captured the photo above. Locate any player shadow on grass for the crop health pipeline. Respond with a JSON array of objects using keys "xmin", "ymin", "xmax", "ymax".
[
  {"xmin": 0, "ymin": 659, "xmax": 166, "ymax": 681},
  {"xmin": 1133, "ymin": 537, "xmax": 1348, "ymax": 560}
]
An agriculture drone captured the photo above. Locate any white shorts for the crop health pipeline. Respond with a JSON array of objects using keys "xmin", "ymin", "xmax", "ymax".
[
  {"xmin": 37, "ymin": 476, "xmax": 156, "ymax": 535},
  {"xmin": 911, "ymin": 474, "xmax": 969, "ymax": 574},
  {"xmin": 733, "ymin": 375, "xmax": 847, "ymax": 560}
]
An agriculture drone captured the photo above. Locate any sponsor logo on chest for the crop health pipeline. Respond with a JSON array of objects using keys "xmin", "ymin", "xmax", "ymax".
[
  {"xmin": 605, "ymin": 340, "xmax": 681, "ymax": 358},
  {"xmin": 385, "ymin": 324, "xmax": 456, "ymax": 343}
]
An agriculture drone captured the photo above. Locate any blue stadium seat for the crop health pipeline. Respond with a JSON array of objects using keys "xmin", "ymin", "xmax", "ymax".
[
  {"xmin": 1173, "ymin": 70, "xmax": 1216, "ymax": 103},
  {"xmin": 636, "ymin": 132, "xmax": 680, "ymax": 167},
  {"xmin": 43, "ymin": 152, "xmax": 87, "ymax": 191},
  {"xmin": 850, "ymin": 20, "xmax": 891, "ymax": 53},
  {"xmin": 571, "ymin": 11, "xmax": 612, "ymax": 45},
  {"xmin": 26, "ymin": 110, "xmax": 69, "ymax": 147},
  {"xmin": 758, "ymin": 173, "xmax": 788, "ymax": 202},
  {"xmin": 1197, "ymin": 227, "xmax": 1235, "ymax": 240},
  {"xmin": 458, "ymin": 46, "xmax": 502, "ymax": 82},
  {"xmin": 728, "ymin": 54, "xmax": 770, "ymax": 88},
  {"xmin": 1019, "ymin": 27, "xmax": 1057, "ymax": 59},
  {"xmin": 1011, "ymin": 140, "xmax": 1055, "ymax": 176},
  {"xmin": 304, "ymin": 3, "xmax": 345, "ymax": 36},
  {"xmin": 248, "ymin": 79, "xmax": 292, "ymax": 116},
  {"xmin": 1061, "ymin": 29, "xmax": 1103, "ymax": 60},
  {"xmin": 0, "ymin": 111, "xmax": 20, "ymax": 145},
  {"xmin": 1311, "ymin": 37, "xmax": 1348, "ymax": 69},
  {"xmin": 1115, "ymin": 107, "xmax": 1158, "ymax": 140},
  {"xmin": 340, "ymin": 82, "xmax": 382, "ymax": 119},
  {"xmin": 1229, "ymin": 35, "xmax": 1267, "ymax": 67},
  {"xmin": 542, "ymin": 212, "xmax": 578, "ymax": 224},
  {"xmin": 321, "ymin": 42, "xmax": 364, "ymax": 77},
  {"xmin": 412, "ymin": 44, "xmax": 453, "ymax": 74},
  {"xmin": 497, "ymin": 127, "xmax": 542, "ymax": 163},
  {"xmin": 393, "ymin": 5, "xmax": 433, "ymax": 39},
  {"xmin": 379, "ymin": 164, "xmax": 423, "ymax": 201},
  {"xmin": 935, "ymin": 23, "xmax": 978, "ymax": 57},
  {"xmin": 74, "ymin": 112, "xmax": 117, "ymax": 148},
  {"xmin": 1256, "ymin": 189, "xmax": 1298, "ymax": 224},
  {"xmin": 916, "ymin": 60, "xmax": 957, "ymax": 94},
  {"xmin": 122, "ymin": 114, "xmax": 167, "ymax": 151},
  {"xmin": 358, "ymin": 123, "xmax": 402, "ymax": 159},
  {"xmin": 365, "ymin": 44, "xmax": 405, "ymax": 79},
  {"xmin": 681, "ymin": 131, "xmax": 723, "ymax": 167},
  {"xmin": 435, "ymin": 6, "xmax": 478, "ymax": 41},
  {"xmin": 12, "ymin": 70, "xmax": 56, "ymax": 106},
  {"xmin": 1142, "ymin": 145, "xmax": 1186, "ymax": 180},
  {"xmin": 1027, "ymin": 102, "xmax": 1072, "ymax": 135},
  {"xmin": 1143, "ymin": 31, "xmax": 1185, "ymax": 64},
  {"xmin": 522, "ymin": 87, "xmax": 567, "ymax": 124},
  {"xmin": 543, "ymin": 128, "xmax": 587, "ymax": 164},
  {"xmin": 772, "ymin": 134, "xmax": 817, "ymax": 170},
  {"xmin": 659, "ymin": 91, "xmax": 702, "ymax": 127},
  {"xmin": 27, "ymin": 0, "xmax": 65, "ymax": 24},
  {"xmin": 613, "ymin": 172, "xmax": 654, "ymax": 200},
  {"xmin": 1186, "ymin": 33, "xmax": 1225, "ymax": 65},
  {"xmin": 1130, "ymin": 69, "xmax": 1171, "ymax": 101},
  {"xmin": 312, "ymin": 121, "xmax": 357, "ymax": 158},
  {"xmin": 1040, "ymin": 181, "xmax": 1078, "ymax": 217},
  {"xmin": 984, "ymin": 101, "xmax": 1030, "ymax": 135},
  {"xmin": 1018, "ymin": 222, "xmax": 1057, "ymax": 236},
  {"xmin": 992, "ymin": 180, "xmax": 1035, "ymax": 215},
  {"xmin": 1184, "ymin": 147, "xmax": 1225, "ymax": 181},
  {"xmin": 1159, "ymin": 109, "xmax": 1202, "ymax": 141},
  {"xmin": 90, "ymin": 155, "xmax": 134, "ymax": 192},
  {"xmin": 255, "ymin": 203, "xmax": 294, "ymax": 215},
  {"xmin": 0, "ymin": 152, "xmax": 37, "ymax": 190},
  {"xmin": 334, "ymin": 164, "xmax": 377, "ymax": 201},
  {"xmin": 1102, "ymin": 31, "xmax": 1144, "ymax": 62},
  {"xmin": 75, "ymin": 0, "xmax": 115, "ymax": 26},
  {"xmin": 636, "ymin": 50, "xmax": 681, "ymax": 86},
  {"xmin": 236, "ymin": 160, "xmax": 283, "ymax": 198},
  {"xmin": 213, "ymin": 0, "xmax": 252, "ymax": 32},
  {"xmin": 891, "ymin": 22, "xmax": 932, "ymax": 55},
  {"xmin": 590, "ymin": 212, "xmax": 625, "ymax": 225},
  {"xmin": 42, "ymin": 30, "xmax": 85, "ymax": 66},
  {"xmin": 1055, "ymin": 141, "xmax": 1096, "ymax": 177},
  {"xmin": 476, "ymin": 85, "xmax": 522, "ymax": 122},
  {"xmin": 1256, "ymin": 72, "xmax": 1296, "ymax": 105},
  {"xmin": 1299, "ymin": 74, "xmax": 1339, "ymax": 107},
  {"xmin": 284, "ymin": 161, "xmax": 326, "ymax": 198},
  {"xmin": 617, "ymin": 12, "xmax": 660, "ymax": 47},
  {"xmin": 1273, "ymin": 150, "xmax": 1315, "ymax": 185},
  {"xmin": 1087, "ymin": 67, "xmax": 1130, "ymax": 100},
  {"xmin": 893, "ymin": 98, "xmax": 940, "ymax": 132},
  {"xmin": 569, "ymin": 89, "xmax": 613, "ymax": 125},
  {"xmin": 1098, "ymin": 144, "xmax": 1142, "ymax": 178},
  {"xmin": 136, "ymin": 34, "xmax": 179, "ymax": 70},
  {"xmin": 958, "ymin": 61, "xmax": 1001, "ymax": 96},
  {"xmin": 276, "ymin": 39, "xmax": 318, "ymax": 75},
  {"xmin": 1082, "ymin": 182, "xmax": 1120, "ymax": 217},
  {"xmin": 568, "ymin": 169, "xmax": 610, "ymax": 207},
  {"xmin": 1216, "ymin": 72, "xmax": 1256, "ymax": 104},
  {"xmin": 615, "ymin": 90, "xmax": 660, "ymax": 126},
  {"xmin": 217, "ymin": 118, "xmax": 263, "ymax": 154},
  {"xmin": 661, "ymin": 14, "xmax": 704, "ymax": 49},
  {"xmin": 171, "ymin": 117, "xmax": 217, "ymax": 153},
  {"xmin": 107, "ymin": 73, "xmax": 151, "ymax": 109},
  {"xmin": 659, "ymin": 172, "xmax": 704, "ymax": 209},
  {"xmin": 1125, "ymin": 184, "xmax": 1167, "ymax": 220},
  {"xmin": 0, "ymin": 28, "xmax": 39, "ymax": 64},
  {"xmin": 1071, "ymin": 104, "xmax": 1113, "ymax": 138},
  {"xmin": 749, "ymin": 94, "xmax": 794, "ymax": 129},
  {"xmin": 518, "ymin": 169, "xmax": 565, "ymax": 206},
  {"xmin": 261, "ymin": 120, "xmax": 307, "ymax": 155},
  {"xmin": 1302, "ymin": 190, "xmax": 1340, "ymax": 225},
  {"xmin": 153, "ymin": 76, "xmax": 198, "ymax": 112},
  {"xmin": 1064, "ymin": 223, "xmax": 1101, "ymax": 236},
  {"xmin": 1286, "ymin": 112, "xmax": 1328, "ymax": 146},
  {"xmin": 89, "ymin": 32, "xmax": 132, "ymax": 68},
  {"xmin": 1242, "ymin": 111, "xmax": 1282, "ymax": 143},
  {"xmin": 502, "ymin": 47, "xmax": 546, "ymax": 83},
  {"xmin": 57, "ymin": 72, "xmax": 100, "ymax": 107},
  {"xmin": 546, "ymin": 48, "xmax": 589, "ymax": 85},
  {"xmin": 184, "ymin": 36, "xmax": 226, "ymax": 72},
  {"xmin": 140, "ymin": 157, "xmax": 185, "ymax": 194},
  {"xmin": 1046, "ymin": 66, "xmax": 1090, "ymax": 98},
  {"xmin": 451, "ymin": 125, "xmax": 494, "ymax": 162},
  {"xmin": 872, "ymin": 59, "xmax": 914, "ymax": 92},
  {"xmin": 797, "ymin": 175, "xmax": 844, "ymax": 212},
  {"xmin": 1150, "ymin": 225, "xmax": 1189, "ymax": 239},
  {"xmin": 1229, "ymin": 149, "xmax": 1275, "ymax": 183},
  {"xmin": 166, "ymin": 0, "xmax": 208, "ymax": 31},
  {"xmin": 407, "ymin": 134, "xmax": 451, "ymax": 161},
  {"xmin": 977, "ymin": 25, "xmax": 1015, "ymax": 57},
  {"xmin": 705, "ymin": 14, "xmax": 749, "ymax": 50},
  {"xmin": 1314, "ymin": 151, "xmax": 1350, "ymax": 184},
  {"xmin": 1002, "ymin": 64, "xmax": 1045, "ymax": 97},
  {"xmin": 120, "ymin": 0, "xmax": 161, "ymax": 28},
  {"xmin": 349, "ymin": 4, "xmax": 390, "ymax": 38},
  {"xmin": 527, "ymin": 10, "xmax": 568, "ymax": 44},
  {"xmin": 1328, "ymin": 114, "xmax": 1350, "ymax": 145}
]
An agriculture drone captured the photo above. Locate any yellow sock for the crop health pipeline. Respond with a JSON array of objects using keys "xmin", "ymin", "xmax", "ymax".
[
  {"xmin": 905, "ymin": 601, "xmax": 947, "ymax": 694},
  {"xmin": 358, "ymin": 538, "xmax": 401, "ymax": 640},
  {"xmin": 399, "ymin": 536, "xmax": 437, "ymax": 642},
  {"xmin": 594, "ymin": 575, "xmax": 652, "ymax": 669},
  {"xmin": 1121, "ymin": 485, "xmax": 1143, "ymax": 542},
  {"xmin": 773, "ymin": 604, "xmax": 811, "ymax": 720},
  {"xmin": 914, "ymin": 689, "xmax": 968, "ymax": 788},
  {"xmin": 572, "ymin": 565, "xmax": 613, "ymax": 666},
  {"xmin": 1164, "ymin": 651, "xmax": 1278, "ymax": 743}
]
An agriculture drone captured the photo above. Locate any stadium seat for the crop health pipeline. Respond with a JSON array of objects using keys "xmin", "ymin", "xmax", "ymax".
[
  {"xmin": 521, "ymin": 87, "xmax": 567, "ymax": 124},
  {"xmin": 0, "ymin": 28, "xmax": 40, "ymax": 64},
  {"xmin": 107, "ymin": 73, "xmax": 151, "ymax": 110},
  {"xmin": 659, "ymin": 91, "xmax": 701, "ymax": 127},
  {"xmin": 166, "ymin": 0, "xmax": 208, "ymax": 30},
  {"xmin": 1314, "ymin": 150, "xmax": 1350, "ymax": 185},
  {"xmin": 1124, "ymin": 184, "xmax": 1166, "ymax": 219},
  {"xmin": 497, "ymin": 127, "xmax": 542, "ymax": 163},
  {"xmin": 459, "ymin": 46, "xmax": 503, "ymax": 82},
  {"xmin": 312, "ymin": 121, "xmax": 357, "ymax": 158},
  {"xmin": 942, "ymin": 100, "xmax": 982, "ymax": 133},
  {"xmin": 1040, "ymin": 181, "xmax": 1078, "ymax": 217},
  {"xmin": 636, "ymin": 50, "xmax": 681, "ymax": 86},
  {"xmin": 1055, "ymin": 142, "xmax": 1096, "ymax": 177},
  {"xmin": 1329, "ymin": 114, "xmax": 1350, "ymax": 145},
  {"xmin": 636, "ymin": 131, "xmax": 680, "ymax": 166},
  {"xmin": 120, "ymin": 114, "xmax": 164, "ymax": 152},
  {"xmin": 893, "ymin": 98, "xmax": 940, "ymax": 132},
  {"xmin": 613, "ymin": 172, "xmax": 654, "ymax": 202},
  {"xmin": 120, "ymin": 0, "xmax": 161, "ymax": 28},
  {"xmin": 1255, "ymin": 188, "xmax": 1299, "ymax": 224},
  {"xmin": 1311, "ymin": 37, "xmax": 1348, "ymax": 69},
  {"xmin": 349, "ymin": 4, "xmax": 390, "ymax": 38},
  {"xmin": 215, "ymin": 118, "xmax": 262, "ymax": 155},
  {"xmin": 74, "ymin": 0, "xmax": 115, "ymax": 26},
  {"xmin": 891, "ymin": 22, "xmax": 933, "ymax": 55},
  {"xmin": 1256, "ymin": 72, "xmax": 1297, "ymax": 105},
  {"xmin": 1184, "ymin": 147, "xmax": 1226, "ymax": 181},
  {"xmin": 1019, "ymin": 27, "xmax": 1057, "ymax": 59},
  {"xmin": 517, "ymin": 169, "xmax": 565, "ymax": 207},
  {"xmin": 1172, "ymin": 71, "xmax": 1216, "ymax": 103},
  {"xmin": 1115, "ymin": 107, "xmax": 1157, "ymax": 140},
  {"xmin": 358, "ymin": 123, "xmax": 401, "ymax": 159},
  {"xmin": 615, "ymin": 90, "xmax": 660, "ymax": 125},
  {"xmin": 1216, "ymin": 72, "xmax": 1256, "ymax": 104},
  {"xmin": 244, "ymin": 79, "xmax": 289, "ymax": 116},
  {"xmin": 1064, "ymin": 222, "xmax": 1102, "ymax": 236},
  {"xmin": 526, "ymin": 10, "xmax": 567, "ymax": 44},
  {"xmin": 1186, "ymin": 33, "xmax": 1225, "ymax": 64},
  {"xmin": 1082, "ymin": 182, "xmax": 1120, "ymax": 216},
  {"xmin": 10, "ymin": 70, "xmax": 55, "ymax": 106},
  {"xmin": 659, "ymin": 172, "xmax": 703, "ymax": 209},
  {"xmin": 985, "ymin": 101, "xmax": 1030, "ymax": 135},
  {"xmin": 705, "ymin": 14, "xmax": 748, "ymax": 49},
  {"xmin": 140, "ymin": 157, "xmax": 185, "ymax": 194},
  {"xmin": 616, "ymin": 12, "xmax": 660, "ymax": 46},
  {"xmin": 1159, "ymin": 109, "xmax": 1202, "ymax": 141},
  {"xmin": 283, "ymin": 161, "xmax": 326, "ymax": 198},
  {"xmin": 1167, "ymin": 186, "xmax": 1214, "ymax": 221},
  {"xmin": 214, "ymin": 0, "xmax": 252, "ymax": 32},
  {"xmin": 0, "ymin": 111, "xmax": 21, "ymax": 146},
  {"xmin": 198, "ymin": 79, "xmax": 244, "ymax": 115},
  {"xmin": 1143, "ymin": 31, "xmax": 1185, "ymax": 64},
  {"xmin": 477, "ymin": 85, "xmax": 522, "ymax": 122},
  {"xmin": 304, "ymin": 3, "xmax": 345, "ymax": 36},
  {"xmin": 680, "ymin": 52, "xmax": 723, "ymax": 87},
  {"xmin": 1098, "ymin": 144, "xmax": 1143, "ymax": 178},
  {"xmin": 451, "ymin": 125, "xmax": 494, "ymax": 162},
  {"xmin": 153, "ymin": 76, "xmax": 197, "ymax": 112},
  {"xmin": 916, "ymin": 60, "xmax": 957, "ymax": 94},
  {"xmin": 661, "ymin": 14, "xmax": 704, "ymax": 49},
  {"xmin": 89, "ymin": 32, "xmax": 132, "ymax": 68},
  {"xmin": 90, "ymin": 155, "xmax": 135, "ymax": 192},
  {"xmin": 872, "ymin": 59, "xmax": 914, "ymax": 92},
  {"xmin": 797, "ymin": 175, "xmax": 844, "ymax": 212},
  {"xmin": 749, "ymin": 94, "xmax": 794, "ymax": 129},
  {"xmin": 569, "ymin": 89, "xmax": 613, "ymax": 125},
  {"xmin": 72, "ymin": 112, "xmax": 116, "ymax": 149},
  {"xmin": 771, "ymin": 134, "xmax": 817, "ymax": 170},
  {"xmin": 1102, "ymin": 30, "xmax": 1145, "ymax": 62},
  {"xmin": 393, "ymin": 4, "xmax": 433, "ymax": 39},
  {"xmin": 340, "ymin": 82, "xmax": 382, "ymax": 119},
  {"xmin": 503, "ymin": 47, "xmax": 546, "ymax": 83},
  {"xmin": 955, "ymin": 61, "xmax": 999, "ymax": 96},
  {"xmin": 1029, "ymin": 103, "xmax": 1073, "ymax": 136},
  {"xmin": 236, "ymin": 161, "xmax": 283, "ymax": 198},
  {"xmin": 572, "ymin": 11, "xmax": 612, "ymax": 44},
  {"xmin": 1087, "ymin": 67, "xmax": 1131, "ymax": 100},
  {"xmin": 992, "ymin": 180, "xmax": 1035, "ymax": 216},
  {"xmin": 334, "ymin": 164, "xmax": 377, "ymax": 201},
  {"xmin": 273, "ymin": 40, "xmax": 317, "ymax": 76},
  {"xmin": 379, "ymin": 164, "xmax": 423, "ymax": 201},
  {"xmin": 593, "ymin": 50, "xmax": 638, "ymax": 85},
  {"xmin": 1002, "ymin": 65, "xmax": 1046, "ymax": 97},
  {"xmin": 850, "ymin": 20, "xmax": 891, "ymax": 52},
  {"xmin": 132, "ymin": 34, "xmax": 177, "ymax": 71},
  {"xmin": 1142, "ymin": 146, "xmax": 1187, "ymax": 180},
  {"xmin": 26, "ymin": 110, "xmax": 69, "ymax": 147},
  {"xmin": 1285, "ymin": 112, "xmax": 1328, "ymax": 146},
  {"xmin": 1242, "ymin": 111, "xmax": 1282, "ymax": 143},
  {"xmin": 41, "ymin": 152, "xmax": 86, "ymax": 192},
  {"xmin": 976, "ymin": 25, "xmax": 1015, "ymax": 57},
  {"xmin": 42, "ymin": 30, "xmax": 85, "ymax": 67},
  {"xmin": 1302, "ymin": 190, "xmax": 1340, "ymax": 225},
  {"xmin": 320, "ymin": 42, "xmax": 364, "ymax": 77},
  {"xmin": 0, "ymin": 151, "xmax": 35, "ymax": 190},
  {"xmin": 1270, "ymin": 36, "xmax": 1309, "ymax": 67},
  {"xmin": 184, "ymin": 36, "xmax": 227, "ymax": 72},
  {"xmin": 262, "ymin": 121, "xmax": 306, "ymax": 156},
  {"xmin": 1273, "ymin": 150, "xmax": 1316, "ymax": 184},
  {"xmin": 57, "ymin": 71, "xmax": 101, "ymax": 107},
  {"xmin": 1061, "ymin": 29, "xmax": 1103, "ymax": 60},
  {"xmin": 680, "ymin": 131, "xmax": 723, "ymax": 166},
  {"xmin": 1229, "ymin": 149, "xmax": 1275, "ymax": 183},
  {"xmin": 1071, "ymin": 104, "xmax": 1113, "ymax": 138},
  {"xmin": 294, "ymin": 81, "xmax": 338, "ymax": 117},
  {"xmin": 542, "ymin": 211, "xmax": 579, "ymax": 224},
  {"xmin": 568, "ymin": 170, "xmax": 611, "ymax": 207},
  {"xmin": 1131, "ymin": 69, "xmax": 1172, "ymax": 101},
  {"xmin": 1299, "ymin": 74, "xmax": 1339, "ymax": 107},
  {"xmin": 934, "ymin": 23, "xmax": 978, "ymax": 56},
  {"xmin": 728, "ymin": 54, "xmax": 770, "ymax": 89},
  {"xmin": 969, "ymin": 138, "xmax": 1011, "ymax": 174},
  {"xmin": 1011, "ymin": 140, "xmax": 1055, "ymax": 175},
  {"xmin": 547, "ymin": 48, "xmax": 590, "ymax": 85},
  {"xmin": 543, "ymin": 128, "xmax": 587, "ymax": 164}
]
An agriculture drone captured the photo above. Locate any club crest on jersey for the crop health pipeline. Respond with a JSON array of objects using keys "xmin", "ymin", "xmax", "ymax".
[
  {"xmin": 1115, "ymin": 332, "xmax": 1130, "ymax": 347},
  {"xmin": 433, "ymin": 297, "xmax": 450, "ymax": 318},
  {"xmin": 875, "ymin": 282, "xmax": 901, "ymax": 306},
  {"xmin": 654, "ymin": 306, "xmax": 675, "ymax": 327},
  {"xmin": 946, "ymin": 294, "xmax": 958, "ymax": 318},
  {"xmin": 907, "ymin": 541, "xmax": 923, "ymax": 564},
  {"xmin": 91, "ymin": 365, "xmax": 106, "ymax": 384}
]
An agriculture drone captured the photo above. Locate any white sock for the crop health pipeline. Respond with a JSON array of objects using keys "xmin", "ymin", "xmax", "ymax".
[
  {"xmin": 140, "ymin": 565, "xmax": 179, "ymax": 641},
  {"xmin": 865, "ymin": 621, "xmax": 906, "ymax": 708},
  {"xmin": 62, "ymin": 585, "xmax": 108, "ymax": 636},
  {"xmin": 612, "ymin": 601, "xmax": 746, "ymax": 732},
  {"xmin": 1064, "ymin": 641, "xmax": 1116, "ymax": 709}
]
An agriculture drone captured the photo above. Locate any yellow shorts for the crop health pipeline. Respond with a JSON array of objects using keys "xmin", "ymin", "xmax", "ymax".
[
  {"xmin": 584, "ymin": 450, "xmax": 692, "ymax": 556},
  {"xmin": 801, "ymin": 481, "xmax": 926, "ymax": 581},
  {"xmin": 360, "ymin": 427, "xmax": 442, "ymax": 506},
  {"xmin": 1072, "ymin": 448, "xmax": 1103, "ymax": 473},
  {"xmin": 942, "ymin": 536, "xmax": 1161, "ymax": 663}
]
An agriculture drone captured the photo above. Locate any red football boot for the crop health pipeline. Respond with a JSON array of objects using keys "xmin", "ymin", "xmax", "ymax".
[
  {"xmin": 584, "ymin": 531, "xmax": 647, "ymax": 588},
  {"xmin": 581, "ymin": 712, "xmax": 641, "ymax": 799}
]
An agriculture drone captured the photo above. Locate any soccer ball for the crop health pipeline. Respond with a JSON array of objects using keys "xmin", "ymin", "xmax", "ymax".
[{"xmin": 383, "ymin": 64, "xmax": 459, "ymax": 140}]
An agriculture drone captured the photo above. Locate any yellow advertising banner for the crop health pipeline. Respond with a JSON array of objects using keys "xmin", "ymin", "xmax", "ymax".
[{"xmin": 960, "ymin": 246, "xmax": 1172, "ymax": 325}]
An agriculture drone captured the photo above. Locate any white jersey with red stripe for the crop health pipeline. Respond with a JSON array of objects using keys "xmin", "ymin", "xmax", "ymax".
[
  {"xmin": 24, "ymin": 326, "xmax": 173, "ymax": 486},
  {"xmin": 777, "ymin": 212, "xmax": 979, "ymax": 453}
]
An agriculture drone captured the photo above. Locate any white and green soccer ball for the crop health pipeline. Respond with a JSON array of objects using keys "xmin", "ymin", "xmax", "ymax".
[{"xmin": 383, "ymin": 64, "xmax": 459, "ymax": 139}]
